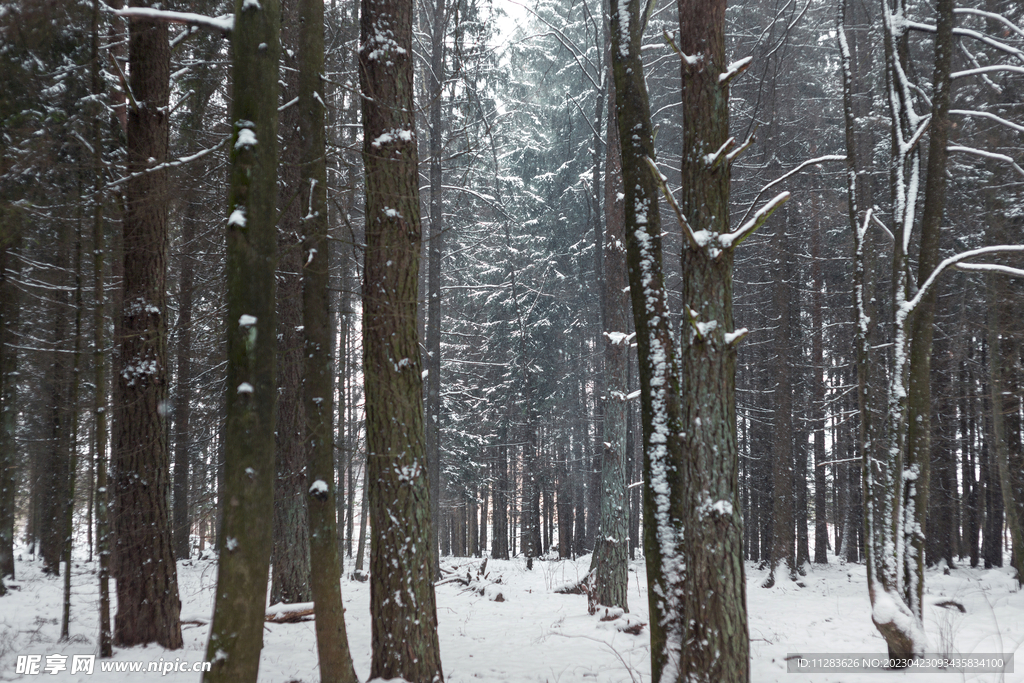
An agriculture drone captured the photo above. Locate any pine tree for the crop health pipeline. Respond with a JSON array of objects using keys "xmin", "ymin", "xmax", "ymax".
[
  {"xmin": 204, "ymin": 0, "xmax": 280, "ymax": 677},
  {"xmin": 112, "ymin": 1, "xmax": 183, "ymax": 649},
  {"xmin": 360, "ymin": 0, "xmax": 444, "ymax": 675}
]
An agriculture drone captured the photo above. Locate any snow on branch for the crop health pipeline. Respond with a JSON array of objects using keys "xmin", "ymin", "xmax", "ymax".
[
  {"xmin": 954, "ymin": 7, "xmax": 1024, "ymax": 41},
  {"xmin": 103, "ymin": 137, "xmax": 229, "ymax": 193},
  {"xmin": 736, "ymin": 154, "xmax": 844, "ymax": 227},
  {"xmin": 947, "ymin": 145, "xmax": 1024, "ymax": 178},
  {"xmin": 949, "ymin": 109, "xmax": 1024, "ymax": 135},
  {"xmin": 951, "ymin": 64, "xmax": 1024, "ymax": 80},
  {"xmin": 904, "ymin": 245, "xmax": 1024, "ymax": 316},
  {"xmin": 643, "ymin": 156, "xmax": 700, "ymax": 251},
  {"xmin": 113, "ymin": 7, "xmax": 234, "ymax": 34},
  {"xmin": 955, "ymin": 262, "xmax": 1024, "ymax": 279},
  {"xmin": 907, "ymin": 20, "xmax": 1024, "ymax": 64},
  {"xmin": 719, "ymin": 56, "xmax": 753, "ymax": 85},
  {"xmin": 721, "ymin": 192, "xmax": 790, "ymax": 248}
]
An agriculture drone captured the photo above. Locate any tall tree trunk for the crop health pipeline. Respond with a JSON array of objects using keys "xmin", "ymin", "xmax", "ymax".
[
  {"xmin": 62, "ymin": 216, "xmax": 85, "ymax": 640},
  {"xmin": 811, "ymin": 227, "xmax": 828, "ymax": 565},
  {"xmin": 359, "ymin": 0, "xmax": 444, "ymax": 672},
  {"xmin": 766, "ymin": 226, "xmax": 795, "ymax": 587},
  {"xmin": 272, "ymin": 0, "xmax": 312, "ymax": 606},
  {"xmin": 0, "ymin": 207, "xmax": 20, "ymax": 590},
  {"xmin": 591, "ymin": 66, "xmax": 628, "ymax": 611},
  {"xmin": 981, "ymin": 356, "xmax": 1004, "ymax": 570},
  {"xmin": 673, "ymin": 0, "xmax": 758, "ymax": 679},
  {"xmin": 424, "ymin": 0, "xmax": 445, "ymax": 582},
  {"xmin": 927, "ymin": 330, "xmax": 956, "ymax": 568},
  {"xmin": 300, "ymin": 0, "xmax": 359, "ymax": 675},
  {"xmin": 41, "ymin": 221, "xmax": 72, "ymax": 578},
  {"xmin": 0, "ymin": 206, "xmax": 20, "ymax": 585},
  {"xmin": 901, "ymin": 0, "xmax": 955, "ymax": 622},
  {"xmin": 89, "ymin": 0, "xmax": 111, "ymax": 647},
  {"xmin": 171, "ymin": 22, "xmax": 220, "ymax": 563},
  {"xmin": 492, "ymin": 428, "xmax": 509, "ymax": 560},
  {"xmin": 203, "ymin": 0, "xmax": 280, "ymax": 677},
  {"xmin": 112, "ymin": 2, "xmax": 182, "ymax": 649},
  {"xmin": 173, "ymin": 207, "xmax": 195, "ymax": 562}
]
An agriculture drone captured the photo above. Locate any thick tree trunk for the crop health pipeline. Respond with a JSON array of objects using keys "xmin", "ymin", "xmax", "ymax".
[
  {"xmin": 591, "ymin": 68, "xmax": 629, "ymax": 611},
  {"xmin": 112, "ymin": 2, "xmax": 181, "ymax": 648},
  {"xmin": 359, "ymin": 0, "xmax": 444, "ymax": 674},
  {"xmin": 668, "ymin": 0, "xmax": 759, "ymax": 679},
  {"xmin": 203, "ymin": 0, "xmax": 280, "ymax": 678}
]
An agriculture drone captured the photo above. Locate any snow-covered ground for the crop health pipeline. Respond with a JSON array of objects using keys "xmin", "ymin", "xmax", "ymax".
[{"xmin": 0, "ymin": 549, "xmax": 1020, "ymax": 682}]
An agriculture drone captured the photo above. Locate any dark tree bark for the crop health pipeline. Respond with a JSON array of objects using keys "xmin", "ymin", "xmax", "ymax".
[
  {"xmin": 359, "ymin": 0, "xmax": 444, "ymax": 673},
  {"xmin": 203, "ymin": 0, "xmax": 280, "ymax": 678},
  {"xmin": 981, "ymin": 361, "xmax": 1004, "ymax": 570},
  {"xmin": 0, "ymin": 207, "xmax": 20, "ymax": 587},
  {"xmin": 492, "ymin": 428, "xmax": 509, "ymax": 559},
  {"xmin": 112, "ymin": 2, "xmax": 182, "ymax": 648},
  {"xmin": 673, "ymin": 0, "xmax": 759, "ymax": 678},
  {"xmin": 89, "ymin": 0, "xmax": 111, "ymax": 644},
  {"xmin": 299, "ymin": 0, "xmax": 359, "ymax": 676},
  {"xmin": 901, "ymin": 0, "xmax": 956, "ymax": 620},
  {"xmin": 425, "ymin": 0, "xmax": 445, "ymax": 582},
  {"xmin": 172, "ymin": 17, "xmax": 220, "ymax": 563},
  {"xmin": 271, "ymin": 0, "xmax": 312, "ymax": 607},
  {"xmin": 765, "ymin": 225, "xmax": 796, "ymax": 587},
  {"xmin": 927, "ymin": 329, "xmax": 957, "ymax": 568},
  {"xmin": 591, "ymin": 67, "xmax": 628, "ymax": 611},
  {"xmin": 62, "ymin": 214, "xmax": 86, "ymax": 641},
  {"xmin": 41, "ymin": 224, "xmax": 72, "ymax": 578},
  {"xmin": 811, "ymin": 227, "xmax": 828, "ymax": 565},
  {"xmin": 556, "ymin": 446, "xmax": 573, "ymax": 558}
]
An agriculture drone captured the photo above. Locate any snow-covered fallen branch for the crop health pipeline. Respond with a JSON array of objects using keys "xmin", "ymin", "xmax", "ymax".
[
  {"xmin": 265, "ymin": 601, "xmax": 316, "ymax": 623},
  {"xmin": 437, "ymin": 558, "xmax": 505, "ymax": 602}
]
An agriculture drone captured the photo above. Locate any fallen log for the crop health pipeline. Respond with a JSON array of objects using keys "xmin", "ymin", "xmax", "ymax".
[{"xmin": 265, "ymin": 601, "xmax": 316, "ymax": 623}]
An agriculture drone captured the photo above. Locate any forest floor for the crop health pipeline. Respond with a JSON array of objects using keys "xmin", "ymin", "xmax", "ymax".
[{"xmin": 0, "ymin": 548, "xmax": 1020, "ymax": 682}]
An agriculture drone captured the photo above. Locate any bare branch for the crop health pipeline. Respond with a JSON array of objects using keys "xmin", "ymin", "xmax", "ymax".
[
  {"xmin": 736, "ymin": 155, "xmax": 844, "ymax": 227},
  {"xmin": 905, "ymin": 245, "xmax": 1024, "ymax": 316},
  {"xmin": 643, "ymin": 156, "xmax": 699, "ymax": 251}
]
